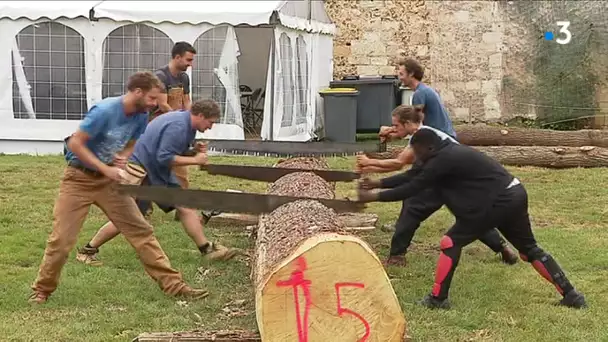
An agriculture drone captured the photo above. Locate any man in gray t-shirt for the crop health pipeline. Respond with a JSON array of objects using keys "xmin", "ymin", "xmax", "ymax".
[
  {"xmin": 151, "ymin": 41, "xmax": 196, "ymax": 121},
  {"xmin": 149, "ymin": 42, "xmax": 197, "ymax": 220}
]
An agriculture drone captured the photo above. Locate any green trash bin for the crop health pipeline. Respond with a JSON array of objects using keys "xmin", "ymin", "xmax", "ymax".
[
  {"xmin": 330, "ymin": 76, "xmax": 399, "ymax": 133},
  {"xmin": 319, "ymin": 88, "xmax": 359, "ymax": 143}
]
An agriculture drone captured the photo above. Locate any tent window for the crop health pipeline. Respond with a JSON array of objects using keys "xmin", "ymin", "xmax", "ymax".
[
  {"xmin": 279, "ymin": 33, "xmax": 294, "ymax": 128},
  {"xmin": 102, "ymin": 24, "xmax": 173, "ymax": 98},
  {"xmin": 192, "ymin": 26, "xmax": 234, "ymax": 124},
  {"xmin": 295, "ymin": 35, "xmax": 308, "ymax": 125},
  {"xmin": 11, "ymin": 22, "xmax": 87, "ymax": 120}
]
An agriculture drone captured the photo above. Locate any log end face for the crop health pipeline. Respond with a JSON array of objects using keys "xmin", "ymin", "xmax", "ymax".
[{"xmin": 257, "ymin": 234, "xmax": 406, "ymax": 342}]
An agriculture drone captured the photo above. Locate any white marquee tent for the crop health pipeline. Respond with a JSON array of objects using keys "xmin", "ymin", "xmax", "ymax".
[{"xmin": 0, "ymin": 0, "xmax": 335, "ymax": 154}]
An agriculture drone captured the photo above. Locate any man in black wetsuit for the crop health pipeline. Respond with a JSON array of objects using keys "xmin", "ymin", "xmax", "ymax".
[{"xmin": 357, "ymin": 128, "xmax": 587, "ymax": 309}]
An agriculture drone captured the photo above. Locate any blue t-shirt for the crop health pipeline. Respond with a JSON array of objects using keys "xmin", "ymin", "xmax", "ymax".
[
  {"xmin": 412, "ymin": 83, "xmax": 457, "ymax": 139},
  {"xmin": 131, "ymin": 110, "xmax": 196, "ymax": 186},
  {"xmin": 65, "ymin": 96, "xmax": 148, "ymax": 170}
]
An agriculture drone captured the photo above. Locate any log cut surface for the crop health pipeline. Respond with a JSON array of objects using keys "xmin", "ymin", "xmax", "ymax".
[
  {"xmin": 372, "ymin": 145, "xmax": 608, "ymax": 168},
  {"xmin": 253, "ymin": 158, "xmax": 406, "ymax": 342},
  {"xmin": 455, "ymin": 125, "xmax": 608, "ymax": 147}
]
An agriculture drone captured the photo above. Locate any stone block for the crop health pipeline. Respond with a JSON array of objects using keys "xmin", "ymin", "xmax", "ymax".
[
  {"xmin": 465, "ymin": 81, "xmax": 481, "ymax": 91},
  {"xmin": 415, "ymin": 45, "xmax": 429, "ymax": 56},
  {"xmin": 334, "ymin": 45, "xmax": 351, "ymax": 58},
  {"xmin": 357, "ymin": 65, "xmax": 380, "ymax": 76},
  {"xmin": 454, "ymin": 10, "xmax": 470, "ymax": 23},
  {"xmin": 488, "ymin": 52, "xmax": 502, "ymax": 68},
  {"xmin": 379, "ymin": 66, "xmax": 397, "ymax": 75},
  {"xmin": 453, "ymin": 107, "xmax": 470, "ymax": 119},
  {"xmin": 349, "ymin": 55, "xmax": 371, "ymax": 65},
  {"xmin": 482, "ymin": 80, "xmax": 501, "ymax": 94},
  {"xmin": 370, "ymin": 57, "xmax": 388, "ymax": 66},
  {"xmin": 482, "ymin": 31, "xmax": 502, "ymax": 44}
]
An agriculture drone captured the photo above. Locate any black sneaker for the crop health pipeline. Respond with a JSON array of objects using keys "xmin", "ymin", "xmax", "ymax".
[
  {"xmin": 558, "ymin": 290, "xmax": 587, "ymax": 309},
  {"xmin": 417, "ymin": 294, "xmax": 451, "ymax": 309}
]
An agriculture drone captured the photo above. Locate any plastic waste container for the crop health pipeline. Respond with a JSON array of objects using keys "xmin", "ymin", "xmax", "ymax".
[
  {"xmin": 319, "ymin": 88, "xmax": 359, "ymax": 143},
  {"xmin": 397, "ymin": 86, "xmax": 415, "ymax": 106},
  {"xmin": 330, "ymin": 76, "xmax": 399, "ymax": 133}
]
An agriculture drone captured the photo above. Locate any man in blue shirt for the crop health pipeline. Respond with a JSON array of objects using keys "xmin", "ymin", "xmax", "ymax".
[
  {"xmin": 398, "ymin": 58, "xmax": 457, "ymax": 139},
  {"xmin": 76, "ymin": 99, "xmax": 239, "ymax": 266},
  {"xmin": 29, "ymin": 72, "xmax": 208, "ymax": 304}
]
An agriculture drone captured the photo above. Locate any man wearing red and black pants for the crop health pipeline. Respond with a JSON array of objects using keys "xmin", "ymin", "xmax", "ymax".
[
  {"xmin": 359, "ymin": 58, "xmax": 517, "ymax": 267},
  {"xmin": 358, "ymin": 128, "xmax": 587, "ymax": 309}
]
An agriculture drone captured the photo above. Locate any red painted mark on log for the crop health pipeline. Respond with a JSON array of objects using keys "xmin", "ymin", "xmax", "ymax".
[
  {"xmin": 276, "ymin": 256, "xmax": 312, "ymax": 342},
  {"xmin": 335, "ymin": 282, "xmax": 371, "ymax": 342}
]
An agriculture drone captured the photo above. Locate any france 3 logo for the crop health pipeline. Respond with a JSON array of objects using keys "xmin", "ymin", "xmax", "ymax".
[{"xmin": 544, "ymin": 21, "xmax": 572, "ymax": 45}]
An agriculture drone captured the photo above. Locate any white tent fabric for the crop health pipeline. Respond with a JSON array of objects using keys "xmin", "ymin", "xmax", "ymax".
[{"xmin": 0, "ymin": 0, "xmax": 336, "ymax": 154}]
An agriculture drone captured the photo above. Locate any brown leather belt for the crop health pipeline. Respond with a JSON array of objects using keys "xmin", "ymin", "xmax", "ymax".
[{"xmin": 67, "ymin": 161, "xmax": 104, "ymax": 178}]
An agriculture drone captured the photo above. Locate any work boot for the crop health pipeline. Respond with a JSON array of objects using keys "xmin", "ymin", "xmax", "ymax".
[
  {"xmin": 383, "ymin": 255, "xmax": 406, "ymax": 267},
  {"xmin": 28, "ymin": 291, "xmax": 50, "ymax": 304},
  {"xmin": 76, "ymin": 246, "xmax": 103, "ymax": 266},
  {"xmin": 417, "ymin": 294, "xmax": 451, "ymax": 310},
  {"xmin": 177, "ymin": 286, "xmax": 210, "ymax": 300},
  {"xmin": 500, "ymin": 246, "xmax": 519, "ymax": 265},
  {"xmin": 204, "ymin": 242, "xmax": 241, "ymax": 261},
  {"xmin": 558, "ymin": 290, "xmax": 587, "ymax": 309}
]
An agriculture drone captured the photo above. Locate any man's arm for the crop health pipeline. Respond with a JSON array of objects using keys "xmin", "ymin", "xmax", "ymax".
[
  {"xmin": 182, "ymin": 73, "xmax": 192, "ymax": 111},
  {"xmin": 156, "ymin": 124, "xmax": 200, "ymax": 167},
  {"xmin": 364, "ymin": 147, "xmax": 415, "ymax": 172},
  {"xmin": 376, "ymin": 158, "xmax": 448, "ymax": 202},
  {"xmin": 154, "ymin": 70, "xmax": 173, "ymax": 113},
  {"xmin": 67, "ymin": 106, "xmax": 112, "ymax": 174}
]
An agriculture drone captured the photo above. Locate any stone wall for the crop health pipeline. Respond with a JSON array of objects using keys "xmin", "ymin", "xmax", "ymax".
[{"xmin": 324, "ymin": 0, "xmax": 607, "ymax": 124}]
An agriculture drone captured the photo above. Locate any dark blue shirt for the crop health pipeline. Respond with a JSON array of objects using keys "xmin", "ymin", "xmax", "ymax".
[
  {"xmin": 131, "ymin": 110, "xmax": 196, "ymax": 186},
  {"xmin": 64, "ymin": 96, "xmax": 148, "ymax": 170},
  {"xmin": 412, "ymin": 83, "xmax": 457, "ymax": 139}
]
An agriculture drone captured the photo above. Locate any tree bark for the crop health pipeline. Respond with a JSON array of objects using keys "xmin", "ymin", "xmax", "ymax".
[
  {"xmin": 134, "ymin": 330, "xmax": 261, "ymax": 342},
  {"xmin": 455, "ymin": 125, "xmax": 608, "ymax": 147},
  {"xmin": 253, "ymin": 158, "xmax": 406, "ymax": 342},
  {"xmin": 376, "ymin": 145, "xmax": 608, "ymax": 168}
]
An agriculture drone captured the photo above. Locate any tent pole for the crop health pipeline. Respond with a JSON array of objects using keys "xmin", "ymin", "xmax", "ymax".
[{"xmin": 268, "ymin": 28, "xmax": 276, "ymax": 141}]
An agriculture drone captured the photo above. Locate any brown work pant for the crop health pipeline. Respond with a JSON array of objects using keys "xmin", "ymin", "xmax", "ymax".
[
  {"xmin": 32, "ymin": 166, "xmax": 187, "ymax": 296},
  {"xmin": 173, "ymin": 165, "xmax": 190, "ymax": 189}
]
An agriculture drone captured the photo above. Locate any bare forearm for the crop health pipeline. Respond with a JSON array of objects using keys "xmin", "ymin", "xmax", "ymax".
[
  {"xmin": 361, "ymin": 165, "xmax": 399, "ymax": 174},
  {"xmin": 172, "ymin": 155, "xmax": 199, "ymax": 166},
  {"xmin": 68, "ymin": 140, "xmax": 109, "ymax": 173},
  {"xmin": 367, "ymin": 158, "xmax": 404, "ymax": 171}
]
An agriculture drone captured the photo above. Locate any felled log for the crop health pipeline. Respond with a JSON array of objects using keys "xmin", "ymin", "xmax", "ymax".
[
  {"xmin": 455, "ymin": 125, "xmax": 608, "ymax": 147},
  {"xmin": 253, "ymin": 157, "xmax": 406, "ymax": 342},
  {"xmin": 375, "ymin": 145, "xmax": 608, "ymax": 168},
  {"xmin": 211, "ymin": 212, "xmax": 379, "ymax": 231},
  {"xmin": 133, "ymin": 330, "xmax": 260, "ymax": 342},
  {"xmin": 475, "ymin": 145, "xmax": 608, "ymax": 168}
]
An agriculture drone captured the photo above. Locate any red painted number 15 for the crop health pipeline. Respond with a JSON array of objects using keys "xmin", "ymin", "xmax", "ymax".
[{"xmin": 277, "ymin": 257, "xmax": 371, "ymax": 342}]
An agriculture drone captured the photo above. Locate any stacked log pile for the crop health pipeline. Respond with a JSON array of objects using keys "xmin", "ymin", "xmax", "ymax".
[
  {"xmin": 253, "ymin": 157, "xmax": 406, "ymax": 342},
  {"xmin": 371, "ymin": 125, "xmax": 608, "ymax": 169}
]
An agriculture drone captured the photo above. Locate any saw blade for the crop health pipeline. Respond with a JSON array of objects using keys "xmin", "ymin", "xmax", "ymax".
[
  {"xmin": 201, "ymin": 164, "xmax": 361, "ymax": 182},
  {"xmin": 200, "ymin": 139, "xmax": 385, "ymax": 157},
  {"xmin": 117, "ymin": 185, "xmax": 366, "ymax": 214}
]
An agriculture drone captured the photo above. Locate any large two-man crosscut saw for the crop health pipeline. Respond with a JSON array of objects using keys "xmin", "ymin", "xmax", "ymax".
[
  {"xmin": 118, "ymin": 185, "xmax": 366, "ymax": 214},
  {"xmin": 201, "ymin": 164, "xmax": 361, "ymax": 183},
  {"xmin": 197, "ymin": 139, "xmax": 386, "ymax": 157}
]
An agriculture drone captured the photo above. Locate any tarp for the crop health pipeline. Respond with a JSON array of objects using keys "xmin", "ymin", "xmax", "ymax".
[{"xmin": 0, "ymin": 0, "xmax": 336, "ymax": 34}]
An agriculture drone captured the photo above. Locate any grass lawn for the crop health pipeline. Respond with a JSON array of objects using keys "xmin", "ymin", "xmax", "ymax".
[{"xmin": 1, "ymin": 154, "xmax": 607, "ymax": 342}]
